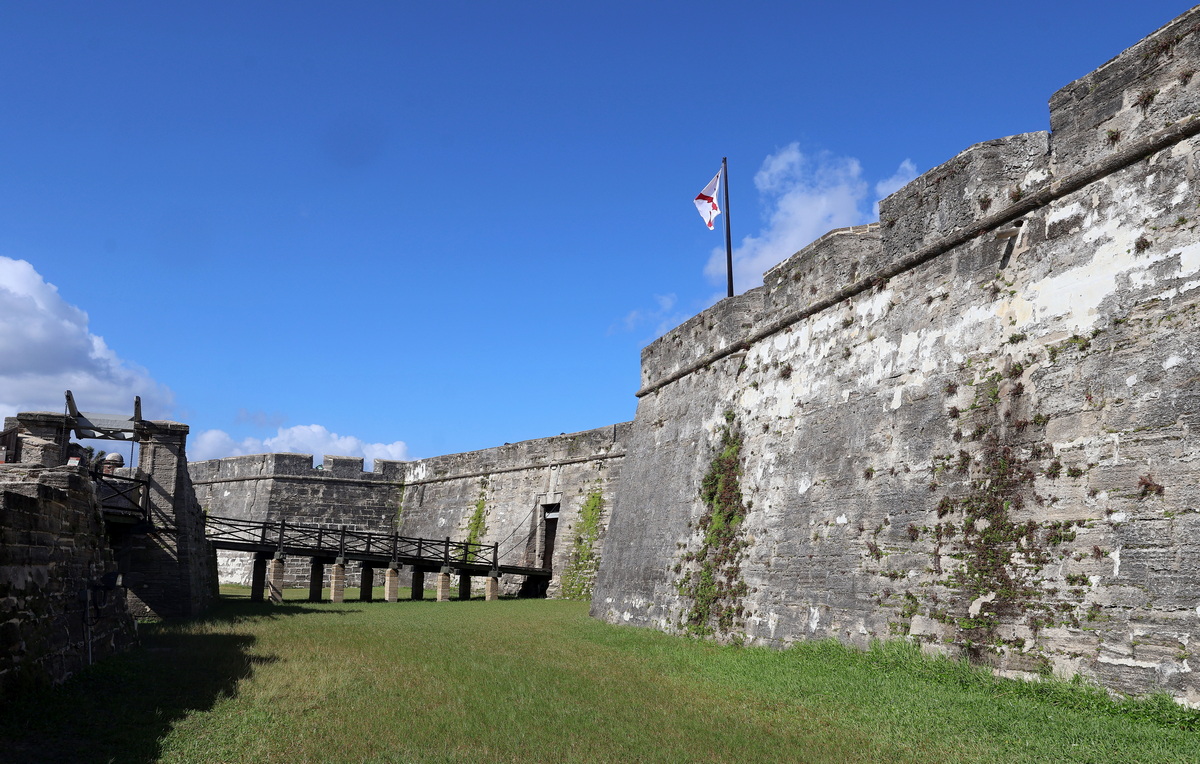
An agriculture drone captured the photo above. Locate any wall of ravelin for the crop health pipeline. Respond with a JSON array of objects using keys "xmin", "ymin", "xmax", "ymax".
[{"xmin": 0, "ymin": 467, "xmax": 137, "ymax": 695}]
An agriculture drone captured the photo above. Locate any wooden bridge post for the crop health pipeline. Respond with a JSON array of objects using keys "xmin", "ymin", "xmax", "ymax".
[
  {"xmin": 486, "ymin": 570, "xmax": 500, "ymax": 601},
  {"xmin": 250, "ymin": 552, "xmax": 269, "ymax": 602},
  {"xmin": 308, "ymin": 558, "xmax": 327, "ymax": 602},
  {"xmin": 330, "ymin": 558, "xmax": 346, "ymax": 603},
  {"xmin": 437, "ymin": 536, "xmax": 451, "ymax": 602},
  {"xmin": 459, "ymin": 573, "xmax": 471, "ymax": 601},
  {"xmin": 384, "ymin": 564, "xmax": 399, "ymax": 602},
  {"xmin": 267, "ymin": 554, "xmax": 286, "ymax": 604},
  {"xmin": 411, "ymin": 570, "xmax": 425, "ymax": 600},
  {"xmin": 359, "ymin": 565, "xmax": 375, "ymax": 601}
]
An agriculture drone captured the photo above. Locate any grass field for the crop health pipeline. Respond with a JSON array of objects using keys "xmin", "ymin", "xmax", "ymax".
[{"xmin": 1, "ymin": 587, "xmax": 1197, "ymax": 763}]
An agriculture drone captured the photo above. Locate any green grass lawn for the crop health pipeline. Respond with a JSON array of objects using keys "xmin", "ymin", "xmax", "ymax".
[{"xmin": 1, "ymin": 587, "xmax": 1197, "ymax": 763}]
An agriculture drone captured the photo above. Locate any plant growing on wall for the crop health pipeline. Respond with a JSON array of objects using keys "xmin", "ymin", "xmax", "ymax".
[
  {"xmin": 913, "ymin": 349, "xmax": 1104, "ymax": 650},
  {"xmin": 560, "ymin": 489, "xmax": 605, "ymax": 601},
  {"xmin": 675, "ymin": 412, "xmax": 750, "ymax": 639},
  {"xmin": 465, "ymin": 479, "xmax": 488, "ymax": 548}
]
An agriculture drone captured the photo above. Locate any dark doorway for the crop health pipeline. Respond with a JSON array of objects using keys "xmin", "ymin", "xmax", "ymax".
[
  {"xmin": 518, "ymin": 503, "xmax": 559, "ymax": 598},
  {"xmin": 542, "ymin": 514, "xmax": 559, "ymax": 570}
]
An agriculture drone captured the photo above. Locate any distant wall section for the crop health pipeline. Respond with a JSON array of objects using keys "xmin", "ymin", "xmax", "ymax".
[
  {"xmin": 399, "ymin": 423, "xmax": 629, "ymax": 597},
  {"xmin": 190, "ymin": 454, "xmax": 405, "ymax": 586},
  {"xmin": 190, "ymin": 423, "xmax": 630, "ymax": 598}
]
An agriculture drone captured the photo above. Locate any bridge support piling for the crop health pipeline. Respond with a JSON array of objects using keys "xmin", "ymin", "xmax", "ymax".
[
  {"xmin": 308, "ymin": 558, "xmax": 327, "ymax": 602},
  {"xmin": 330, "ymin": 558, "xmax": 346, "ymax": 603},
  {"xmin": 384, "ymin": 566, "xmax": 399, "ymax": 602},
  {"xmin": 360, "ymin": 565, "xmax": 375, "ymax": 602},
  {"xmin": 459, "ymin": 574, "xmax": 471, "ymax": 601},
  {"xmin": 250, "ymin": 552, "xmax": 269, "ymax": 602},
  {"xmin": 267, "ymin": 555, "xmax": 286, "ymax": 604},
  {"xmin": 485, "ymin": 572, "xmax": 499, "ymax": 601},
  {"xmin": 437, "ymin": 568, "xmax": 451, "ymax": 602},
  {"xmin": 411, "ymin": 570, "xmax": 425, "ymax": 600}
]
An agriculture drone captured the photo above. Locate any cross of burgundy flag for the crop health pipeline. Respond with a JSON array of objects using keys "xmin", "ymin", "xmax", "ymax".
[{"xmin": 694, "ymin": 168, "xmax": 722, "ymax": 230}]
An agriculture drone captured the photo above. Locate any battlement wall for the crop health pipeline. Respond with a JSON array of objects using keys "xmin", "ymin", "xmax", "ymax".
[
  {"xmin": 595, "ymin": 7, "xmax": 1200, "ymax": 707},
  {"xmin": 189, "ymin": 452, "xmax": 406, "ymax": 484}
]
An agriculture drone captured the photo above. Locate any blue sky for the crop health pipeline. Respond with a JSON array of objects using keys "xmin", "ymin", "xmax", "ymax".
[{"xmin": 1, "ymin": 1, "xmax": 1194, "ymax": 465}]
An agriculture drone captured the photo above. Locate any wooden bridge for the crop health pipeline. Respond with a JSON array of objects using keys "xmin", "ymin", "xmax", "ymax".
[{"xmin": 204, "ymin": 515, "xmax": 550, "ymax": 603}]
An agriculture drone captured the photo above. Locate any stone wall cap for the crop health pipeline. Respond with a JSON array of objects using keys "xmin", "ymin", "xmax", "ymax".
[
  {"xmin": 141, "ymin": 420, "xmax": 190, "ymax": 433},
  {"xmin": 15, "ymin": 411, "xmax": 69, "ymax": 422}
]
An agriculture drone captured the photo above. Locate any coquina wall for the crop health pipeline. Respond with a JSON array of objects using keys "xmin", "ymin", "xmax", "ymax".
[
  {"xmin": 593, "ymin": 9, "xmax": 1200, "ymax": 706},
  {"xmin": 190, "ymin": 453, "xmax": 406, "ymax": 586},
  {"xmin": 0, "ymin": 466, "xmax": 137, "ymax": 695},
  {"xmin": 191, "ymin": 423, "xmax": 629, "ymax": 598},
  {"xmin": 397, "ymin": 423, "xmax": 628, "ymax": 597}
]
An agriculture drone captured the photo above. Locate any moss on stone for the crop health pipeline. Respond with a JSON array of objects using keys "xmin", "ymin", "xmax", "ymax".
[
  {"xmin": 465, "ymin": 479, "xmax": 488, "ymax": 548},
  {"xmin": 676, "ymin": 417, "xmax": 750, "ymax": 639},
  {"xmin": 560, "ymin": 489, "xmax": 605, "ymax": 601}
]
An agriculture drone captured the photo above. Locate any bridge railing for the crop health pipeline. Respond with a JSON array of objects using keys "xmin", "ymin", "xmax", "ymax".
[
  {"xmin": 205, "ymin": 515, "xmax": 275, "ymax": 545},
  {"xmin": 204, "ymin": 514, "xmax": 498, "ymax": 568}
]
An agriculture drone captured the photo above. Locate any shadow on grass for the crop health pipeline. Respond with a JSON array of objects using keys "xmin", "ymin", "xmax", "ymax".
[
  {"xmin": 0, "ymin": 598, "xmax": 344, "ymax": 764},
  {"xmin": 202, "ymin": 598, "xmax": 365, "ymax": 623}
]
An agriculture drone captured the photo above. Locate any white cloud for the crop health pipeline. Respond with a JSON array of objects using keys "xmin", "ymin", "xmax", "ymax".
[
  {"xmin": 190, "ymin": 424, "xmax": 409, "ymax": 470},
  {"xmin": 0, "ymin": 256, "xmax": 174, "ymax": 422},
  {"xmin": 704, "ymin": 146, "xmax": 920, "ymax": 292}
]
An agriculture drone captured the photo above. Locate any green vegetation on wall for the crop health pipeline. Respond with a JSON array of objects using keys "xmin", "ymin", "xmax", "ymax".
[
  {"xmin": 675, "ymin": 411, "xmax": 750, "ymax": 638},
  {"xmin": 560, "ymin": 489, "xmax": 605, "ymax": 601},
  {"xmin": 904, "ymin": 334, "xmax": 1115, "ymax": 651},
  {"xmin": 466, "ymin": 478, "xmax": 488, "ymax": 548}
]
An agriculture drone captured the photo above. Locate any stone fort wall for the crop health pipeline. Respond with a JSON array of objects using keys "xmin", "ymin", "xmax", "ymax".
[
  {"xmin": 592, "ymin": 9, "xmax": 1200, "ymax": 707},
  {"xmin": 0, "ymin": 466, "xmax": 137, "ymax": 695},
  {"xmin": 190, "ymin": 423, "xmax": 629, "ymax": 598}
]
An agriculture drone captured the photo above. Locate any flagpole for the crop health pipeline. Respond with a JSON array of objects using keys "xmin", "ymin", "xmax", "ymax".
[{"xmin": 722, "ymin": 157, "xmax": 733, "ymax": 297}]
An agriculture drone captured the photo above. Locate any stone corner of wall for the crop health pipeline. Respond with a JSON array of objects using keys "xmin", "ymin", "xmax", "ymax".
[
  {"xmin": 639, "ymin": 289, "xmax": 765, "ymax": 390},
  {"xmin": 877, "ymin": 131, "xmax": 1050, "ymax": 261},
  {"xmin": 759, "ymin": 224, "xmax": 885, "ymax": 323},
  {"xmin": 1049, "ymin": 8, "xmax": 1200, "ymax": 175}
]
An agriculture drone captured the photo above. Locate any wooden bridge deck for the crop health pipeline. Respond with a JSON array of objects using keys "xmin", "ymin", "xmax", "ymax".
[{"xmin": 204, "ymin": 514, "xmax": 550, "ymax": 578}]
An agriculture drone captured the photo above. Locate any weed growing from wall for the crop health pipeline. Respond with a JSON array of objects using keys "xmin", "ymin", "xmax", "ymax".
[
  {"xmin": 675, "ymin": 412, "xmax": 750, "ymax": 639},
  {"xmin": 911, "ymin": 349, "xmax": 1100, "ymax": 651},
  {"xmin": 465, "ymin": 478, "xmax": 488, "ymax": 548},
  {"xmin": 560, "ymin": 489, "xmax": 605, "ymax": 601}
]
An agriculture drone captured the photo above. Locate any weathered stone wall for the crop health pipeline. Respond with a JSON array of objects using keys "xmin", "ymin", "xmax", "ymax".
[
  {"xmin": 190, "ymin": 453, "xmax": 406, "ymax": 587},
  {"xmin": 398, "ymin": 423, "xmax": 629, "ymax": 597},
  {"xmin": 2, "ymin": 412, "xmax": 217, "ymax": 622},
  {"xmin": 121, "ymin": 420, "xmax": 218, "ymax": 618},
  {"xmin": 594, "ymin": 9, "xmax": 1200, "ymax": 707},
  {"xmin": 190, "ymin": 423, "xmax": 629, "ymax": 597},
  {"xmin": 0, "ymin": 466, "xmax": 137, "ymax": 696}
]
